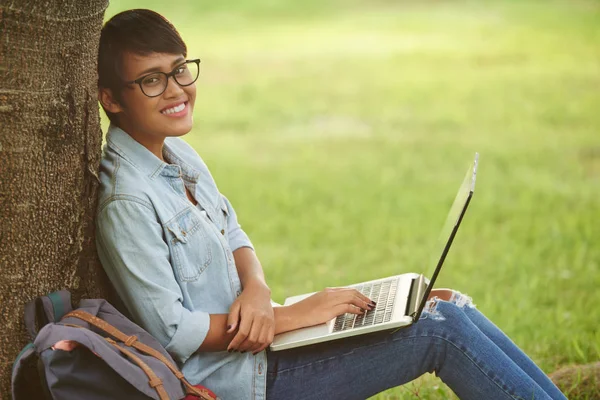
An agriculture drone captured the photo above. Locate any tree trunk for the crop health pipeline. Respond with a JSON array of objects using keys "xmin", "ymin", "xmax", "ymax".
[{"xmin": 0, "ymin": 0, "xmax": 110, "ymax": 398}]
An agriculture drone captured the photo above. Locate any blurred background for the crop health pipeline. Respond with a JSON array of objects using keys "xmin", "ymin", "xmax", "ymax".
[{"xmin": 103, "ymin": 1, "xmax": 600, "ymax": 398}]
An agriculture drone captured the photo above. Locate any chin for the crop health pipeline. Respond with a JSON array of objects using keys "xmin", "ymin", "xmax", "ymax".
[
  {"xmin": 168, "ymin": 129, "xmax": 191, "ymax": 138},
  {"xmin": 165, "ymin": 121, "xmax": 193, "ymax": 137}
]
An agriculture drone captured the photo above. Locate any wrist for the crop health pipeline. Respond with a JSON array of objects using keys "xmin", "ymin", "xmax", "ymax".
[
  {"xmin": 243, "ymin": 278, "xmax": 271, "ymax": 295},
  {"xmin": 274, "ymin": 305, "xmax": 303, "ymax": 334}
]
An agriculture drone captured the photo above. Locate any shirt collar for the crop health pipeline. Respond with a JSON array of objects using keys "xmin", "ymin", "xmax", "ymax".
[
  {"xmin": 163, "ymin": 143, "xmax": 203, "ymax": 183},
  {"xmin": 106, "ymin": 124, "xmax": 184, "ymax": 179}
]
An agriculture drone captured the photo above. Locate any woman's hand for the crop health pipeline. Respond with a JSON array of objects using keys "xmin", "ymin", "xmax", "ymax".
[
  {"xmin": 226, "ymin": 280, "xmax": 275, "ymax": 354},
  {"xmin": 281, "ymin": 288, "xmax": 376, "ymax": 333}
]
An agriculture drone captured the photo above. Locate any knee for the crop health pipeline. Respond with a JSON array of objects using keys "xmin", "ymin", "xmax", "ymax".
[
  {"xmin": 428, "ymin": 289, "xmax": 476, "ymax": 309},
  {"xmin": 421, "ymin": 291, "xmax": 475, "ymax": 324},
  {"xmin": 428, "ymin": 288, "xmax": 454, "ymax": 302}
]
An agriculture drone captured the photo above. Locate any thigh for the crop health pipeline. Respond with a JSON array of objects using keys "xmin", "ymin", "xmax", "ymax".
[
  {"xmin": 265, "ymin": 317, "xmax": 444, "ymax": 400},
  {"xmin": 266, "ymin": 299, "xmax": 551, "ymax": 400}
]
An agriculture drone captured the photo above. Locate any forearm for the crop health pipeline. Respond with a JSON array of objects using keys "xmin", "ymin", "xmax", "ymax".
[
  {"xmin": 199, "ymin": 307, "xmax": 298, "ymax": 352},
  {"xmin": 198, "ymin": 314, "xmax": 236, "ymax": 351},
  {"xmin": 200, "ymin": 247, "xmax": 276, "ymax": 352},
  {"xmin": 273, "ymin": 306, "xmax": 304, "ymax": 335},
  {"xmin": 226, "ymin": 247, "xmax": 277, "ymax": 353},
  {"xmin": 233, "ymin": 247, "xmax": 270, "ymax": 291}
]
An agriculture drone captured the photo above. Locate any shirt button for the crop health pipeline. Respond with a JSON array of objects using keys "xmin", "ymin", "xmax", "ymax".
[
  {"xmin": 258, "ymin": 362, "xmax": 263, "ymax": 375},
  {"xmin": 221, "ymin": 229, "xmax": 225, "ymax": 235}
]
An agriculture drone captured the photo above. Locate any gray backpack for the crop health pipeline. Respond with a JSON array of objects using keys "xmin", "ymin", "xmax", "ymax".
[{"xmin": 12, "ymin": 291, "xmax": 219, "ymax": 400}]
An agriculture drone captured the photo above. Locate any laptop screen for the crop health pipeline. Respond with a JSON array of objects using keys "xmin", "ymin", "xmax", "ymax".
[{"xmin": 412, "ymin": 153, "xmax": 478, "ymax": 321}]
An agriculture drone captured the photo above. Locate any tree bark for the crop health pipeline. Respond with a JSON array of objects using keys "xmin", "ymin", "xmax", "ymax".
[{"xmin": 0, "ymin": 0, "xmax": 110, "ymax": 398}]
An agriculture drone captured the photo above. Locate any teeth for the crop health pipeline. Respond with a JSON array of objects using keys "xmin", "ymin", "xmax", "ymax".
[{"xmin": 162, "ymin": 103, "xmax": 186, "ymax": 115}]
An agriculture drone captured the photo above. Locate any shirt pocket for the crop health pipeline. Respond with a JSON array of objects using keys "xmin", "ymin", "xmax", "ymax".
[{"xmin": 165, "ymin": 208, "xmax": 212, "ymax": 282}]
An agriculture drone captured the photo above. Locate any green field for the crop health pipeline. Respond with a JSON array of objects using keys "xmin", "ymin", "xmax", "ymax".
[{"xmin": 104, "ymin": 1, "xmax": 600, "ymax": 398}]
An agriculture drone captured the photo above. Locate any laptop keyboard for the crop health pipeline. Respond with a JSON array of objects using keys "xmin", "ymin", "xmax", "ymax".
[{"xmin": 332, "ymin": 277, "xmax": 399, "ymax": 333}]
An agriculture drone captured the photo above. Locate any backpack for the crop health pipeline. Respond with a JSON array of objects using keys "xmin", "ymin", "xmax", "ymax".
[{"xmin": 12, "ymin": 290, "xmax": 219, "ymax": 400}]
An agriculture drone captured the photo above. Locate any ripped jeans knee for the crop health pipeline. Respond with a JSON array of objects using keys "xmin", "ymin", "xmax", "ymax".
[{"xmin": 421, "ymin": 290, "xmax": 475, "ymax": 321}]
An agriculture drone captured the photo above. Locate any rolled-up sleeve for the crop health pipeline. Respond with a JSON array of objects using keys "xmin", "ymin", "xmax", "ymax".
[
  {"xmin": 222, "ymin": 195, "xmax": 254, "ymax": 252},
  {"xmin": 96, "ymin": 198, "xmax": 209, "ymax": 364}
]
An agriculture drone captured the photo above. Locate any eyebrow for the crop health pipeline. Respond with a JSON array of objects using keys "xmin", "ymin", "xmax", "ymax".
[{"xmin": 135, "ymin": 56, "xmax": 186, "ymax": 78}]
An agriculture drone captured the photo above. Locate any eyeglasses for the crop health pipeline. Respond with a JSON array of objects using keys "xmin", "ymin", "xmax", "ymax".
[{"xmin": 124, "ymin": 59, "xmax": 201, "ymax": 98}]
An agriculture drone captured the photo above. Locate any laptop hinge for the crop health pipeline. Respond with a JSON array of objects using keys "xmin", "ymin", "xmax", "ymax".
[{"xmin": 406, "ymin": 275, "xmax": 427, "ymax": 319}]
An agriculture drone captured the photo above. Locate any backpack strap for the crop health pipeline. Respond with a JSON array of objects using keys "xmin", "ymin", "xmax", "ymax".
[
  {"xmin": 105, "ymin": 338, "xmax": 170, "ymax": 400},
  {"xmin": 63, "ymin": 310, "xmax": 218, "ymax": 400},
  {"xmin": 24, "ymin": 291, "xmax": 73, "ymax": 341}
]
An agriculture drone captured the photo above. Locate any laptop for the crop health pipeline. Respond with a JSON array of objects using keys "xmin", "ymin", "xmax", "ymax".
[{"xmin": 270, "ymin": 153, "xmax": 479, "ymax": 351}]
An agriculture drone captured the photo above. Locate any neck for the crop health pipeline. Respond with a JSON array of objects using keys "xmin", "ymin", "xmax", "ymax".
[
  {"xmin": 118, "ymin": 122, "xmax": 165, "ymax": 161},
  {"xmin": 136, "ymin": 136, "xmax": 165, "ymax": 161}
]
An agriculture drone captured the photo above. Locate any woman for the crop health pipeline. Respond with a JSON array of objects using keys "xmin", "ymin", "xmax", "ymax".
[{"xmin": 95, "ymin": 9, "xmax": 566, "ymax": 400}]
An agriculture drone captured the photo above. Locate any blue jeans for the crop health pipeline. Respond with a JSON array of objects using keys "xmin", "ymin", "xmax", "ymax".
[{"xmin": 265, "ymin": 292, "xmax": 565, "ymax": 399}]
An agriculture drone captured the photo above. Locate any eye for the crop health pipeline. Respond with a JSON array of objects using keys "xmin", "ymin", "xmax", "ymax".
[
  {"xmin": 142, "ymin": 74, "xmax": 162, "ymax": 86},
  {"xmin": 175, "ymin": 65, "xmax": 188, "ymax": 75}
]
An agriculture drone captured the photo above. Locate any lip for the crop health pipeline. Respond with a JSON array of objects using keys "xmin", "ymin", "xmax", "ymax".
[{"xmin": 160, "ymin": 101, "xmax": 189, "ymax": 118}]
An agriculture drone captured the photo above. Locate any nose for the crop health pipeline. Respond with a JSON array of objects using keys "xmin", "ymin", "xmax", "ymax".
[{"xmin": 163, "ymin": 75, "xmax": 185, "ymax": 98}]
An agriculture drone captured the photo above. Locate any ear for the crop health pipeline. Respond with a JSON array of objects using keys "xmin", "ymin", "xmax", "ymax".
[{"xmin": 98, "ymin": 87, "xmax": 124, "ymax": 114}]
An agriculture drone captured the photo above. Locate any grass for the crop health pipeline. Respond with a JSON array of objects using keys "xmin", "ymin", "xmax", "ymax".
[{"xmin": 103, "ymin": 1, "xmax": 600, "ymax": 398}]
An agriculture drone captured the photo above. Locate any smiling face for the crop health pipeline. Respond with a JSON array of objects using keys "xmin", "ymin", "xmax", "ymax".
[{"xmin": 100, "ymin": 52, "xmax": 196, "ymax": 149}]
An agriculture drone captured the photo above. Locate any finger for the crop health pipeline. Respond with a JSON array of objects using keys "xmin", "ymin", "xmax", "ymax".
[
  {"xmin": 252, "ymin": 324, "xmax": 275, "ymax": 355},
  {"xmin": 249, "ymin": 322, "xmax": 271, "ymax": 354},
  {"xmin": 227, "ymin": 302, "xmax": 241, "ymax": 333},
  {"xmin": 245, "ymin": 325, "xmax": 265, "ymax": 355},
  {"xmin": 333, "ymin": 289, "xmax": 373, "ymax": 311},
  {"xmin": 268, "ymin": 324, "xmax": 275, "ymax": 344},
  {"xmin": 348, "ymin": 294, "xmax": 374, "ymax": 311},
  {"xmin": 246, "ymin": 314, "xmax": 270, "ymax": 353},
  {"xmin": 341, "ymin": 287, "xmax": 376, "ymax": 307},
  {"xmin": 228, "ymin": 313, "xmax": 252, "ymax": 352},
  {"xmin": 238, "ymin": 318, "xmax": 260, "ymax": 353},
  {"xmin": 253, "ymin": 342, "xmax": 269, "ymax": 355},
  {"xmin": 352, "ymin": 288, "xmax": 376, "ymax": 306},
  {"xmin": 266, "ymin": 325, "xmax": 275, "ymax": 350},
  {"xmin": 332, "ymin": 303, "xmax": 364, "ymax": 318},
  {"xmin": 252, "ymin": 322, "xmax": 270, "ymax": 353}
]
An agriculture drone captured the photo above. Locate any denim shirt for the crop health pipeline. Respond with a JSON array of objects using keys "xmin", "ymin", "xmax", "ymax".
[{"xmin": 96, "ymin": 125, "xmax": 267, "ymax": 399}]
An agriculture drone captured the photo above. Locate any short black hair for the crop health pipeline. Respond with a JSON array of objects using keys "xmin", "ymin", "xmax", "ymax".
[{"xmin": 98, "ymin": 9, "xmax": 187, "ymax": 125}]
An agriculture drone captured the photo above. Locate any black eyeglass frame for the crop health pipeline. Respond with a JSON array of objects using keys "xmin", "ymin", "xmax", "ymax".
[{"xmin": 123, "ymin": 58, "xmax": 201, "ymax": 98}]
